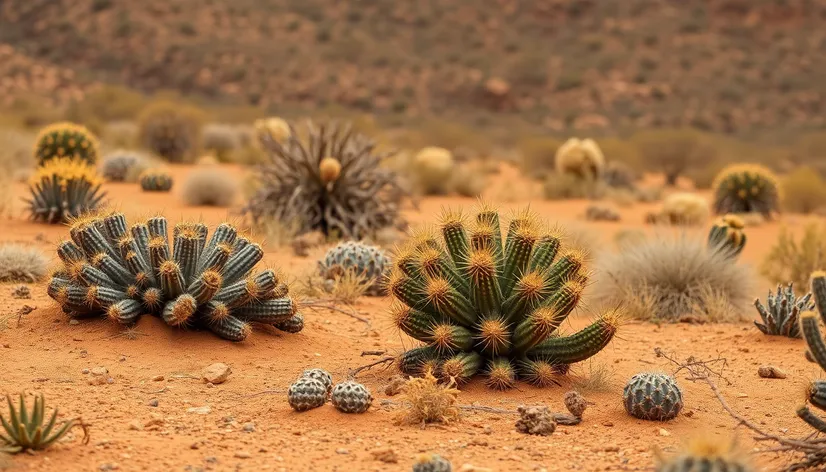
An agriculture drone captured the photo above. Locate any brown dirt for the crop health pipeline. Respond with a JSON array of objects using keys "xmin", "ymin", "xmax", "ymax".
[{"xmin": 1, "ymin": 164, "xmax": 821, "ymax": 471}]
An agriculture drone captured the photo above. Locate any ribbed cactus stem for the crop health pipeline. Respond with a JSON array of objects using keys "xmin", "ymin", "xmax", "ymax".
[
  {"xmin": 470, "ymin": 221, "xmax": 496, "ymax": 252},
  {"xmin": 514, "ymin": 306, "xmax": 566, "ymax": 353},
  {"xmin": 544, "ymin": 252, "xmax": 584, "ymax": 292},
  {"xmin": 149, "ymin": 237, "xmax": 170, "ymax": 276},
  {"xmin": 106, "ymin": 299, "xmax": 143, "ymax": 324},
  {"xmin": 207, "ymin": 315, "xmax": 251, "ymax": 342},
  {"xmin": 130, "ymin": 223, "xmax": 152, "ymax": 264},
  {"xmin": 812, "ymin": 272, "xmax": 826, "ymax": 324},
  {"xmin": 528, "ymin": 314, "xmax": 618, "ymax": 364},
  {"xmin": 807, "ymin": 380, "xmax": 826, "ymax": 412},
  {"xmin": 159, "ymin": 260, "xmax": 185, "ymax": 299},
  {"xmin": 162, "ymin": 294, "xmax": 197, "ymax": 326},
  {"xmin": 398, "ymin": 346, "xmax": 440, "ymax": 376},
  {"xmin": 147, "ymin": 216, "xmax": 168, "ymax": 241},
  {"xmin": 233, "ymin": 298, "xmax": 295, "ymax": 323},
  {"xmin": 440, "ymin": 214, "xmax": 470, "ymax": 266},
  {"xmin": 440, "ymin": 351, "xmax": 482, "ymax": 384},
  {"xmin": 142, "ymin": 287, "xmax": 163, "ymax": 310},
  {"xmin": 187, "ymin": 270, "xmax": 222, "ymax": 305},
  {"xmin": 395, "ymin": 251, "xmax": 423, "ymax": 280},
  {"xmin": 797, "ymin": 406, "xmax": 826, "ymax": 433},
  {"xmin": 77, "ymin": 225, "xmax": 118, "ymax": 260},
  {"xmin": 476, "ymin": 316, "xmax": 512, "ymax": 356},
  {"xmin": 426, "ymin": 277, "xmax": 476, "ymax": 327},
  {"xmin": 529, "ymin": 234, "xmax": 561, "ymax": 273},
  {"xmin": 202, "ymin": 223, "xmax": 237, "ymax": 259},
  {"xmin": 222, "ymin": 243, "xmax": 264, "ymax": 284},
  {"xmin": 273, "ymin": 313, "xmax": 304, "ymax": 333},
  {"xmin": 499, "ymin": 226, "xmax": 537, "ymax": 297},
  {"xmin": 391, "ymin": 304, "xmax": 434, "ymax": 342},
  {"xmin": 502, "ymin": 270, "xmax": 547, "ymax": 324},
  {"xmin": 467, "ymin": 248, "xmax": 502, "ymax": 317},
  {"xmin": 389, "ymin": 272, "xmax": 433, "ymax": 315},
  {"xmin": 199, "ymin": 242, "xmax": 232, "ymax": 273},
  {"xmin": 124, "ymin": 251, "xmax": 154, "ymax": 286},
  {"xmin": 92, "ymin": 253, "xmax": 134, "ymax": 287},
  {"xmin": 204, "ymin": 301, "xmax": 230, "ymax": 322},
  {"xmin": 79, "ymin": 264, "xmax": 115, "ymax": 288},
  {"xmin": 485, "ymin": 357, "xmax": 516, "ymax": 390},
  {"xmin": 476, "ymin": 207, "xmax": 504, "ymax": 270},
  {"xmin": 103, "ymin": 213, "xmax": 128, "ymax": 243},
  {"xmin": 57, "ymin": 240, "xmax": 84, "ymax": 264},
  {"xmin": 173, "ymin": 230, "xmax": 201, "ymax": 284},
  {"xmin": 91, "ymin": 285, "xmax": 128, "ymax": 306},
  {"xmin": 427, "ymin": 323, "xmax": 474, "ymax": 354},
  {"xmin": 801, "ymin": 312, "xmax": 826, "ymax": 371}
]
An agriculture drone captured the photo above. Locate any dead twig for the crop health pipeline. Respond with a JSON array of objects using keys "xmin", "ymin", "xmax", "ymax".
[
  {"xmin": 349, "ymin": 356, "xmax": 395, "ymax": 378},
  {"xmin": 361, "ymin": 350, "xmax": 386, "ymax": 357},
  {"xmin": 302, "ymin": 299, "xmax": 371, "ymax": 326}
]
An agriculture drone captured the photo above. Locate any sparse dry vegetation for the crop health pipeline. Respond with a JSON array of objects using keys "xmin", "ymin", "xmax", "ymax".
[
  {"xmin": 395, "ymin": 371, "xmax": 461, "ymax": 426},
  {"xmin": 0, "ymin": 244, "xmax": 49, "ymax": 283},
  {"xmin": 761, "ymin": 224, "xmax": 826, "ymax": 289},
  {"xmin": 181, "ymin": 168, "xmax": 239, "ymax": 207}
]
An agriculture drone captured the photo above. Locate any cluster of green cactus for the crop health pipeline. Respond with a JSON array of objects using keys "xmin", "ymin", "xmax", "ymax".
[
  {"xmin": 390, "ymin": 204, "xmax": 619, "ymax": 390},
  {"xmin": 25, "ymin": 158, "xmax": 107, "ymax": 224},
  {"xmin": 1, "ymin": 393, "xmax": 86, "ymax": 453},
  {"xmin": 33, "ymin": 122, "xmax": 99, "ymax": 166},
  {"xmin": 712, "ymin": 164, "xmax": 781, "ymax": 218},
  {"xmin": 555, "ymin": 138, "xmax": 605, "ymax": 180},
  {"xmin": 796, "ymin": 271, "xmax": 826, "ymax": 434},
  {"xmin": 623, "ymin": 372, "xmax": 683, "ymax": 421},
  {"xmin": 242, "ymin": 120, "xmax": 407, "ymax": 239},
  {"xmin": 101, "ymin": 151, "xmax": 147, "ymax": 182},
  {"xmin": 46, "ymin": 213, "xmax": 303, "ymax": 341},
  {"xmin": 707, "ymin": 214, "xmax": 747, "ymax": 259},
  {"xmin": 140, "ymin": 170, "xmax": 174, "ymax": 192},
  {"xmin": 318, "ymin": 241, "xmax": 390, "ymax": 296},
  {"xmin": 655, "ymin": 437, "xmax": 753, "ymax": 472},
  {"xmin": 753, "ymin": 283, "xmax": 813, "ymax": 338},
  {"xmin": 137, "ymin": 101, "xmax": 203, "ymax": 163}
]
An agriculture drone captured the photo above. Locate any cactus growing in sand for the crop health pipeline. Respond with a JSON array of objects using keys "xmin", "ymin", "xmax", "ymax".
[
  {"xmin": 46, "ymin": 213, "xmax": 302, "ymax": 342},
  {"xmin": 623, "ymin": 372, "xmax": 684, "ymax": 421},
  {"xmin": 555, "ymin": 138, "xmax": 605, "ymax": 180},
  {"xmin": 655, "ymin": 437, "xmax": 753, "ymax": 472},
  {"xmin": 34, "ymin": 122, "xmax": 99, "ymax": 166},
  {"xmin": 139, "ymin": 170, "xmax": 173, "ymax": 192},
  {"xmin": 331, "ymin": 380, "xmax": 373, "ymax": 413},
  {"xmin": 25, "ymin": 158, "xmax": 107, "ymax": 224},
  {"xmin": 243, "ymin": 120, "xmax": 407, "ymax": 239},
  {"xmin": 712, "ymin": 164, "xmax": 780, "ymax": 218},
  {"xmin": 753, "ymin": 283, "xmax": 813, "ymax": 338},
  {"xmin": 390, "ymin": 203, "xmax": 619, "ymax": 390},
  {"xmin": 1, "ymin": 393, "xmax": 87, "ymax": 453},
  {"xmin": 318, "ymin": 242, "xmax": 390, "ymax": 296},
  {"xmin": 707, "ymin": 215, "xmax": 747, "ymax": 259}
]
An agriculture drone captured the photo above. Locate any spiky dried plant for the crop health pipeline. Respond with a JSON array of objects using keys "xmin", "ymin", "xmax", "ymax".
[{"xmin": 242, "ymin": 120, "xmax": 407, "ymax": 239}]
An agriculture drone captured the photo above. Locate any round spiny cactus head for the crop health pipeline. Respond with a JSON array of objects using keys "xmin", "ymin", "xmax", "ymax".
[
  {"xmin": 301, "ymin": 368, "xmax": 333, "ymax": 395},
  {"xmin": 318, "ymin": 241, "xmax": 391, "ymax": 296},
  {"xmin": 139, "ymin": 169, "xmax": 174, "ymax": 192},
  {"xmin": 26, "ymin": 158, "xmax": 107, "ymax": 224},
  {"xmin": 555, "ymin": 137, "xmax": 605, "ymax": 180},
  {"xmin": 319, "ymin": 157, "xmax": 342, "ymax": 184},
  {"xmin": 712, "ymin": 164, "xmax": 781, "ymax": 219},
  {"xmin": 413, "ymin": 453, "xmax": 452, "ymax": 472},
  {"xmin": 254, "ymin": 116, "xmax": 291, "ymax": 144},
  {"xmin": 331, "ymin": 380, "xmax": 373, "ymax": 414},
  {"xmin": 655, "ymin": 436, "xmax": 753, "ymax": 472},
  {"xmin": 390, "ymin": 203, "xmax": 618, "ymax": 390},
  {"xmin": 34, "ymin": 122, "xmax": 100, "ymax": 166},
  {"xmin": 623, "ymin": 372, "xmax": 683, "ymax": 421},
  {"xmin": 707, "ymin": 214, "xmax": 747, "ymax": 259},
  {"xmin": 288, "ymin": 376, "xmax": 327, "ymax": 412}
]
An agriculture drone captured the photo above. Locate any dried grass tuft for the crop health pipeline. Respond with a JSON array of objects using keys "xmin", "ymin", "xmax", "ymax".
[{"xmin": 395, "ymin": 370, "xmax": 461, "ymax": 426}]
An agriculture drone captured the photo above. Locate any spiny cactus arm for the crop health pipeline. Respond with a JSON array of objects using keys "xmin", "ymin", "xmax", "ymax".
[
  {"xmin": 146, "ymin": 216, "xmax": 169, "ymax": 242},
  {"xmin": 485, "ymin": 357, "xmax": 516, "ymax": 390},
  {"xmin": 801, "ymin": 312, "xmax": 826, "ymax": 371},
  {"xmin": 198, "ymin": 223, "xmax": 238, "ymax": 272},
  {"xmin": 466, "ymin": 248, "xmax": 502, "ymax": 317},
  {"xmin": 475, "ymin": 208, "xmax": 504, "ymax": 272},
  {"xmin": 232, "ymin": 298, "xmax": 296, "ymax": 323},
  {"xmin": 440, "ymin": 215, "xmax": 470, "ymax": 267},
  {"xmin": 130, "ymin": 224, "xmax": 152, "ymax": 265},
  {"xmin": 221, "ymin": 243, "xmax": 264, "ymax": 285},
  {"xmin": 513, "ymin": 283, "xmax": 581, "ymax": 353},
  {"xmin": 393, "ymin": 304, "xmax": 437, "ymax": 342},
  {"xmin": 440, "ymin": 351, "xmax": 482, "ymax": 384},
  {"xmin": 543, "ymin": 252, "xmax": 584, "ymax": 294},
  {"xmin": 173, "ymin": 232, "xmax": 200, "ymax": 284},
  {"xmin": 498, "ymin": 227, "xmax": 536, "ymax": 297},
  {"xmin": 807, "ymin": 381, "xmax": 826, "ymax": 412},
  {"xmin": 426, "ymin": 323, "xmax": 474, "ymax": 354},
  {"xmin": 426, "ymin": 278, "xmax": 476, "ymax": 327},
  {"xmin": 207, "ymin": 315, "xmax": 251, "ymax": 342},
  {"xmin": 187, "ymin": 270, "xmax": 222, "ymax": 304},
  {"xmin": 106, "ymin": 299, "xmax": 142, "ymax": 324},
  {"xmin": 273, "ymin": 313, "xmax": 304, "ymax": 333},
  {"xmin": 812, "ymin": 272, "xmax": 826, "ymax": 325},
  {"xmin": 501, "ymin": 270, "xmax": 547, "ymax": 325},
  {"xmin": 798, "ymin": 405, "xmax": 826, "ymax": 433},
  {"xmin": 398, "ymin": 346, "xmax": 441, "ymax": 376},
  {"xmin": 162, "ymin": 295, "xmax": 197, "ymax": 327},
  {"xmin": 527, "ymin": 314, "xmax": 618, "ymax": 364},
  {"xmin": 529, "ymin": 235, "xmax": 561, "ymax": 274}
]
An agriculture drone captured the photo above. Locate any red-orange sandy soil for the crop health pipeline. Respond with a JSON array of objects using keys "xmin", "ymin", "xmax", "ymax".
[{"xmin": 1, "ymin": 164, "xmax": 823, "ymax": 472}]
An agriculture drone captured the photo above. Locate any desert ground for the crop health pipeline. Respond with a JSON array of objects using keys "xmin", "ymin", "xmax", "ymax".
[{"xmin": 1, "ymin": 164, "xmax": 821, "ymax": 472}]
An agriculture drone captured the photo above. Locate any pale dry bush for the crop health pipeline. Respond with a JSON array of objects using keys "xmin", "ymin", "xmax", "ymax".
[
  {"xmin": 294, "ymin": 267, "xmax": 370, "ymax": 305},
  {"xmin": 251, "ymin": 218, "xmax": 300, "ymax": 248},
  {"xmin": 181, "ymin": 168, "xmax": 239, "ymax": 207},
  {"xmin": 782, "ymin": 167, "xmax": 826, "ymax": 214},
  {"xmin": 570, "ymin": 362, "xmax": 615, "ymax": 394},
  {"xmin": 450, "ymin": 163, "xmax": 486, "ymax": 198},
  {"xmin": 395, "ymin": 371, "xmax": 461, "ymax": 426},
  {"xmin": 0, "ymin": 244, "xmax": 49, "ymax": 283},
  {"xmin": 761, "ymin": 223, "xmax": 826, "ymax": 288},
  {"xmin": 595, "ymin": 235, "xmax": 753, "ymax": 322},
  {"xmin": 543, "ymin": 173, "xmax": 605, "ymax": 200}
]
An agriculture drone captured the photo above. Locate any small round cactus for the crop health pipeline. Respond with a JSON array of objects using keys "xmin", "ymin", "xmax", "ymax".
[
  {"xmin": 712, "ymin": 164, "xmax": 780, "ymax": 218},
  {"xmin": 288, "ymin": 377, "xmax": 328, "ymax": 412},
  {"xmin": 318, "ymin": 241, "xmax": 390, "ymax": 296},
  {"xmin": 302, "ymin": 368, "xmax": 333, "ymax": 395},
  {"xmin": 412, "ymin": 453, "xmax": 452, "ymax": 472},
  {"xmin": 34, "ymin": 122, "xmax": 100, "ymax": 166},
  {"xmin": 331, "ymin": 380, "xmax": 372, "ymax": 413},
  {"xmin": 623, "ymin": 372, "xmax": 683, "ymax": 421},
  {"xmin": 140, "ymin": 169, "xmax": 174, "ymax": 192},
  {"xmin": 101, "ymin": 150, "xmax": 147, "ymax": 182},
  {"xmin": 707, "ymin": 215, "xmax": 746, "ymax": 259}
]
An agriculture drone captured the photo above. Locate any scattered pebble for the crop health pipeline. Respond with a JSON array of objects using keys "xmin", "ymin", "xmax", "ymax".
[
  {"xmin": 242, "ymin": 423, "xmax": 255, "ymax": 433},
  {"xmin": 128, "ymin": 420, "xmax": 143, "ymax": 431},
  {"xmin": 758, "ymin": 365, "xmax": 787, "ymax": 379},
  {"xmin": 515, "ymin": 406, "xmax": 556, "ymax": 436},
  {"xmin": 201, "ymin": 363, "xmax": 231, "ymax": 385},
  {"xmin": 659, "ymin": 428, "xmax": 671, "ymax": 437},
  {"xmin": 148, "ymin": 399, "xmax": 159, "ymax": 407},
  {"xmin": 383, "ymin": 376, "xmax": 406, "ymax": 397},
  {"xmin": 335, "ymin": 448, "xmax": 349, "ymax": 455},
  {"xmin": 69, "ymin": 319, "xmax": 80, "ymax": 326},
  {"xmin": 187, "ymin": 406, "xmax": 212, "ymax": 415},
  {"xmin": 144, "ymin": 413, "xmax": 164, "ymax": 428},
  {"xmin": 151, "ymin": 375, "xmax": 164, "ymax": 381},
  {"xmin": 91, "ymin": 367, "xmax": 108, "ymax": 376},
  {"xmin": 234, "ymin": 451, "xmax": 251, "ymax": 459}
]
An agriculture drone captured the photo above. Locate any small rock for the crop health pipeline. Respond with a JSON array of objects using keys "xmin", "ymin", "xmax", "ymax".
[
  {"xmin": 336, "ymin": 448, "xmax": 349, "ymax": 455},
  {"xmin": 69, "ymin": 319, "xmax": 80, "ymax": 325},
  {"xmin": 736, "ymin": 393, "xmax": 749, "ymax": 398},
  {"xmin": 758, "ymin": 365, "xmax": 787, "ymax": 379},
  {"xmin": 151, "ymin": 375, "xmax": 164, "ymax": 382},
  {"xmin": 144, "ymin": 413, "xmax": 164, "ymax": 428},
  {"xmin": 201, "ymin": 363, "xmax": 231, "ymax": 385},
  {"xmin": 242, "ymin": 423, "xmax": 255, "ymax": 433},
  {"xmin": 99, "ymin": 463, "xmax": 119, "ymax": 471},
  {"xmin": 81, "ymin": 368, "xmax": 90, "ymax": 375},
  {"xmin": 128, "ymin": 420, "xmax": 143, "ymax": 431},
  {"xmin": 383, "ymin": 376, "xmax": 406, "ymax": 396},
  {"xmin": 2, "ymin": 344, "xmax": 9, "ymax": 348},
  {"xmin": 148, "ymin": 399, "xmax": 159, "ymax": 407},
  {"xmin": 91, "ymin": 367, "xmax": 108, "ymax": 376},
  {"xmin": 79, "ymin": 349, "xmax": 88, "ymax": 358},
  {"xmin": 659, "ymin": 428, "xmax": 671, "ymax": 437},
  {"xmin": 87, "ymin": 376, "xmax": 108, "ymax": 386},
  {"xmin": 234, "ymin": 451, "xmax": 251, "ymax": 459},
  {"xmin": 563, "ymin": 391, "xmax": 587, "ymax": 418},
  {"xmin": 119, "ymin": 356, "xmax": 126, "ymax": 362},
  {"xmin": 12, "ymin": 285, "xmax": 31, "ymax": 299},
  {"xmin": 370, "ymin": 447, "xmax": 398, "ymax": 464},
  {"xmin": 515, "ymin": 405, "xmax": 556, "ymax": 436},
  {"xmin": 187, "ymin": 406, "xmax": 212, "ymax": 415}
]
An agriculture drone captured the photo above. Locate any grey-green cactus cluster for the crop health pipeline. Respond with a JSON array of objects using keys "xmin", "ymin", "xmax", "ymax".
[
  {"xmin": 318, "ymin": 241, "xmax": 390, "ymax": 296},
  {"xmin": 753, "ymin": 283, "xmax": 813, "ymax": 338},
  {"xmin": 797, "ymin": 271, "xmax": 826, "ymax": 434},
  {"xmin": 26, "ymin": 158, "xmax": 107, "ymax": 224},
  {"xmin": 623, "ymin": 372, "xmax": 683, "ymax": 421},
  {"xmin": 46, "ymin": 213, "xmax": 302, "ymax": 342},
  {"xmin": 390, "ymin": 204, "xmax": 619, "ymax": 390}
]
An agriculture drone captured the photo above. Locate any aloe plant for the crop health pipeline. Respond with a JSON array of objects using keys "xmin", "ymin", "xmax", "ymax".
[{"xmin": 1, "ymin": 393, "xmax": 86, "ymax": 453}]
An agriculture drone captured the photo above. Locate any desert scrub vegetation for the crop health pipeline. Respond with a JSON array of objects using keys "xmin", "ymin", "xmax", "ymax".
[
  {"xmin": 201, "ymin": 123, "xmax": 242, "ymax": 162},
  {"xmin": 242, "ymin": 120, "xmax": 407, "ymax": 239},
  {"xmin": 712, "ymin": 164, "xmax": 781, "ymax": 218},
  {"xmin": 0, "ymin": 127, "xmax": 35, "ymax": 176},
  {"xmin": 100, "ymin": 150, "xmax": 150, "ymax": 183},
  {"xmin": 181, "ymin": 168, "xmax": 239, "ymax": 207},
  {"xmin": 518, "ymin": 136, "xmax": 561, "ymax": 180},
  {"xmin": 647, "ymin": 192, "xmax": 709, "ymax": 226},
  {"xmin": 595, "ymin": 232, "xmax": 753, "ymax": 323},
  {"xmin": 543, "ymin": 173, "xmax": 604, "ymax": 200},
  {"xmin": 411, "ymin": 147, "xmax": 454, "ymax": 195},
  {"xmin": 761, "ymin": 223, "xmax": 826, "ymax": 289},
  {"xmin": 633, "ymin": 128, "xmax": 715, "ymax": 186},
  {"xmin": 0, "ymin": 244, "xmax": 49, "ymax": 283},
  {"xmin": 782, "ymin": 167, "xmax": 826, "ymax": 214},
  {"xmin": 390, "ymin": 204, "xmax": 619, "ymax": 390},
  {"xmin": 25, "ymin": 158, "xmax": 107, "ymax": 223},
  {"xmin": 137, "ymin": 101, "xmax": 204, "ymax": 163},
  {"xmin": 555, "ymin": 138, "xmax": 605, "ymax": 180}
]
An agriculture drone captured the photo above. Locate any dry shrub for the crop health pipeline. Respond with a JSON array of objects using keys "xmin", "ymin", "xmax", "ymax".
[
  {"xmin": 202, "ymin": 123, "xmax": 242, "ymax": 162},
  {"xmin": 632, "ymin": 128, "xmax": 715, "ymax": 186},
  {"xmin": 181, "ymin": 168, "xmax": 239, "ymax": 207},
  {"xmin": 294, "ymin": 267, "xmax": 369, "ymax": 305},
  {"xmin": 543, "ymin": 173, "xmax": 604, "ymax": 200},
  {"xmin": 103, "ymin": 121, "xmax": 138, "ymax": 149},
  {"xmin": 0, "ymin": 127, "xmax": 35, "ymax": 174},
  {"xmin": 613, "ymin": 229, "xmax": 647, "ymax": 250},
  {"xmin": 251, "ymin": 218, "xmax": 300, "ymax": 248},
  {"xmin": 597, "ymin": 138, "xmax": 641, "ymax": 170},
  {"xmin": 595, "ymin": 235, "xmax": 753, "ymax": 322},
  {"xmin": 0, "ymin": 244, "xmax": 49, "ymax": 283},
  {"xmin": 570, "ymin": 362, "xmax": 615, "ymax": 394},
  {"xmin": 560, "ymin": 221, "xmax": 599, "ymax": 256},
  {"xmin": 782, "ymin": 167, "xmax": 826, "ymax": 214},
  {"xmin": 761, "ymin": 223, "xmax": 826, "ymax": 288},
  {"xmin": 138, "ymin": 100, "xmax": 204, "ymax": 163},
  {"xmin": 395, "ymin": 371, "xmax": 460, "ymax": 426},
  {"xmin": 450, "ymin": 163, "xmax": 486, "ymax": 198},
  {"xmin": 657, "ymin": 192, "xmax": 710, "ymax": 226},
  {"xmin": 518, "ymin": 136, "xmax": 562, "ymax": 180}
]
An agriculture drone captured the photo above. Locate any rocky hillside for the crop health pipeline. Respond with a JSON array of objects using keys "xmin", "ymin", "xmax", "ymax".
[{"xmin": 1, "ymin": 0, "xmax": 824, "ymax": 134}]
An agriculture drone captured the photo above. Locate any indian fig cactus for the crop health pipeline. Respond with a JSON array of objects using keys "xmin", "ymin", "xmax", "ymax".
[
  {"xmin": 25, "ymin": 158, "xmax": 107, "ymax": 224},
  {"xmin": 391, "ymin": 204, "xmax": 619, "ymax": 389},
  {"xmin": 623, "ymin": 372, "xmax": 683, "ymax": 421},
  {"xmin": 318, "ymin": 241, "xmax": 390, "ymax": 296},
  {"xmin": 34, "ymin": 122, "xmax": 99, "ymax": 166},
  {"xmin": 46, "ymin": 214, "xmax": 302, "ymax": 342},
  {"xmin": 753, "ymin": 283, "xmax": 813, "ymax": 338},
  {"xmin": 712, "ymin": 164, "xmax": 780, "ymax": 218}
]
